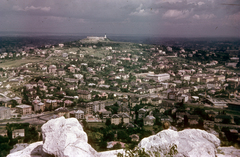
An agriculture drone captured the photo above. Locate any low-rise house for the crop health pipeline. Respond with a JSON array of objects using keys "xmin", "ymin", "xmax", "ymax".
[
  {"xmin": 179, "ymin": 87, "xmax": 190, "ymax": 94},
  {"xmin": 204, "ymin": 120, "xmax": 215, "ymax": 128},
  {"xmin": 102, "ymin": 111, "xmax": 112, "ymax": 119},
  {"xmin": 49, "ymin": 86, "xmax": 56, "ymax": 92},
  {"xmin": 121, "ymin": 83, "xmax": 128, "ymax": 89},
  {"xmin": 117, "ymin": 106, "xmax": 130, "ymax": 115},
  {"xmin": 137, "ymin": 89, "xmax": 146, "ymax": 94},
  {"xmin": 12, "ymin": 129, "xmax": 25, "ymax": 139},
  {"xmin": 74, "ymin": 110, "xmax": 84, "ymax": 120},
  {"xmin": 44, "ymin": 99, "xmax": 58, "ymax": 109},
  {"xmin": 187, "ymin": 115, "xmax": 200, "ymax": 126},
  {"xmin": 68, "ymin": 66, "xmax": 76, "ymax": 73},
  {"xmin": 64, "ymin": 100, "xmax": 74, "ymax": 107},
  {"xmin": 33, "ymin": 99, "xmax": 45, "ymax": 112},
  {"xmin": 147, "ymin": 86, "xmax": 155, "ymax": 94},
  {"xmin": 190, "ymin": 76, "xmax": 201, "ymax": 82},
  {"xmin": 107, "ymin": 141, "xmax": 126, "ymax": 149},
  {"xmin": 117, "ymin": 66, "xmax": 125, "ymax": 72},
  {"xmin": 207, "ymin": 81, "xmax": 221, "ymax": 88},
  {"xmin": 138, "ymin": 108, "xmax": 147, "ymax": 119},
  {"xmin": 48, "ymin": 65, "xmax": 57, "ymax": 73},
  {"xmin": 155, "ymin": 85, "xmax": 164, "ymax": 92},
  {"xmin": 130, "ymin": 97, "xmax": 140, "ymax": 108},
  {"xmin": 151, "ymin": 97, "xmax": 162, "ymax": 106},
  {"xmin": 177, "ymin": 94, "xmax": 189, "ymax": 103},
  {"xmin": 201, "ymin": 77, "xmax": 215, "ymax": 83},
  {"xmin": 143, "ymin": 115, "xmax": 156, "ymax": 126},
  {"xmin": 141, "ymin": 97, "xmax": 151, "ymax": 104},
  {"xmin": 66, "ymin": 85, "xmax": 76, "ymax": 90},
  {"xmin": 168, "ymin": 91, "xmax": 178, "ymax": 100},
  {"xmin": 111, "ymin": 113, "xmax": 130, "ymax": 125},
  {"xmin": 129, "ymin": 134, "xmax": 139, "ymax": 142},
  {"xmin": 181, "ymin": 75, "xmax": 191, "ymax": 81},
  {"xmin": 214, "ymin": 75, "xmax": 225, "ymax": 81},
  {"xmin": 24, "ymin": 84, "xmax": 34, "ymax": 90},
  {"xmin": 16, "ymin": 105, "xmax": 32, "ymax": 115},
  {"xmin": 98, "ymin": 79, "xmax": 105, "ymax": 85},
  {"xmin": 55, "ymin": 107, "xmax": 70, "ymax": 118},
  {"xmin": 57, "ymin": 69, "xmax": 66, "ymax": 76},
  {"xmin": 99, "ymin": 85, "xmax": 110, "ymax": 89},
  {"xmin": 77, "ymin": 90, "xmax": 91, "ymax": 100}
]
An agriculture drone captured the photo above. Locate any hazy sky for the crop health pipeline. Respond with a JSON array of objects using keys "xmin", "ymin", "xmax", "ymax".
[{"xmin": 0, "ymin": 0, "xmax": 239, "ymax": 37}]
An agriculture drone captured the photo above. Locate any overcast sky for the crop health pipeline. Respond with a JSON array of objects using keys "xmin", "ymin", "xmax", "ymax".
[{"xmin": 0, "ymin": 0, "xmax": 239, "ymax": 37}]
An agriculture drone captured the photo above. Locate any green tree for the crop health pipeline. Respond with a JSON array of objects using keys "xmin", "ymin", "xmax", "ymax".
[
  {"xmin": 113, "ymin": 142, "xmax": 122, "ymax": 149},
  {"xmin": 105, "ymin": 118, "xmax": 111, "ymax": 126}
]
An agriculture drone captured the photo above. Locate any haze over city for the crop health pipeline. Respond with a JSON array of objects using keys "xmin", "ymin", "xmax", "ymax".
[{"xmin": 0, "ymin": 0, "xmax": 239, "ymax": 37}]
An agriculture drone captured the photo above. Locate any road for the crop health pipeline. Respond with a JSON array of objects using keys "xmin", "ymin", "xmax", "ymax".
[
  {"xmin": 0, "ymin": 111, "xmax": 56, "ymax": 126},
  {"xmin": 89, "ymin": 88, "xmax": 167, "ymax": 99}
]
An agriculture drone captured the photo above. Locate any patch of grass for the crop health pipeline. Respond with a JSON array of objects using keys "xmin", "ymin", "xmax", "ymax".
[
  {"xmin": 143, "ymin": 125, "xmax": 154, "ymax": 131},
  {"xmin": 88, "ymin": 122, "xmax": 106, "ymax": 128},
  {"xmin": 0, "ymin": 57, "xmax": 43, "ymax": 67}
]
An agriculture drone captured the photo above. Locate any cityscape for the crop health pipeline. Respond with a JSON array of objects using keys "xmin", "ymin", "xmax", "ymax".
[
  {"xmin": 0, "ymin": 0, "xmax": 240, "ymax": 157},
  {"xmin": 0, "ymin": 34, "xmax": 240, "ymax": 156}
]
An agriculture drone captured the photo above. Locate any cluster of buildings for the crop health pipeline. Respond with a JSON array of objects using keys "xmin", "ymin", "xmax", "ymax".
[{"xmin": 0, "ymin": 37, "xmax": 240, "ymax": 146}]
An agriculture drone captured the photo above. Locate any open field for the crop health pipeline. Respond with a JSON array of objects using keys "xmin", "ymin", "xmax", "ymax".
[
  {"xmin": 0, "ymin": 57, "xmax": 43, "ymax": 67},
  {"xmin": 88, "ymin": 122, "xmax": 106, "ymax": 128}
]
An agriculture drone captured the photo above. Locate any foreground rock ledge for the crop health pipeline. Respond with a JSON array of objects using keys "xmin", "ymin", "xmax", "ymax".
[{"xmin": 7, "ymin": 117, "xmax": 240, "ymax": 157}]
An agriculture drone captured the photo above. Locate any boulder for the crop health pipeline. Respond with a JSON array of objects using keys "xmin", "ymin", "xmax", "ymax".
[
  {"xmin": 7, "ymin": 117, "xmax": 238, "ymax": 157},
  {"xmin": 10, "ymin": 143, "xmax": 29, "ymax": 154},
  {"xmin": 217, "ymin": 146, "xmax": 240, "ymax": 157},
  {"xmin": 7, "ymin": 141, "xmax": 43, "ymax": 157},
  {"xmin": 41, "ymin": 116, "xmax": 99, "ymax": 157},
  {"xmin": 138, "ymin": 129, "xmax": 221, "ymax": 157}
]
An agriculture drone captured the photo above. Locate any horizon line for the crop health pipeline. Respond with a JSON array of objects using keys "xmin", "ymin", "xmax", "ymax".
[{"xmin": 0, "ymin": 31, "xmax": 239, "ymax": 39}]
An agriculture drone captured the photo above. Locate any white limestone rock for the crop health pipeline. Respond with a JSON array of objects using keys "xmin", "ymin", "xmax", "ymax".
[
  {"xmin": 7, "ymin": 141, "xmax": 43, "ymax": 157},
  {"xmin": 138, "ymin": 129, "xmax": 221, "ymax": 157},
  {"xmin": 10, "ymin": 143, "xmax": 29, "ymax": 154},
  {"xmin": 41, "ymin": 116, "xmax": 99, "ymax": 157},
  {"xmin": 9, "ymin": 117, "xmax": 237, "ymax": 157},
  {"xmin": 99, "ymin": 149, "xmax": 125, "ymax": 157},
  {"xmin": 217, "ymin": 146, "xmax": 240, "ymax": 157}
]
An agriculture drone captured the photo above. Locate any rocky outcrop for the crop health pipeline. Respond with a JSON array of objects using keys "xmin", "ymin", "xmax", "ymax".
[
  {"xmin": 10, "ymin": 143, "xmax": 29, "ymax": 154},
  {"xmin": 41, "ymin": 117, "xmax": 98, "ymax": 157},
  {"xmin": 7, "ymin": 117, "xmax": 101, "ymax": 157},
  {"xmin": 7, "ymin": 117, "xmax": 239, "ymax": 157},
  {"xmin": 7, "ymin": 142, "xmax": 43, "ymax": 157},
  {"xmin": 217, "ymin": 146, "xmax": 240, "ymax": 157},
  {"xmin": 138, "ymin": 129, "xmax": 221, "ymax": 157}
]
